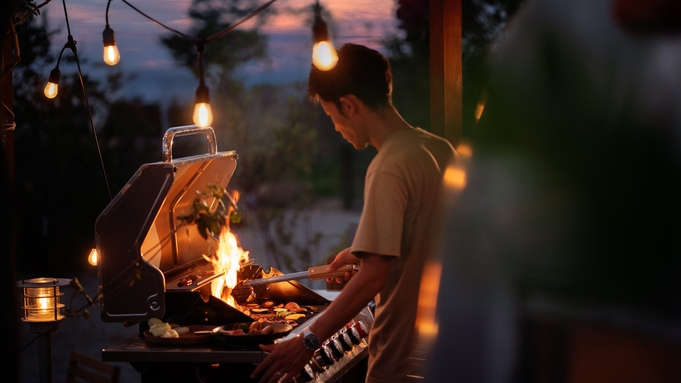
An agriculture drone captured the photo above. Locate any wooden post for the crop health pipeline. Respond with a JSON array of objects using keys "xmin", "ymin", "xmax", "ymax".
[
  {"xmin": 430, "ymin": 0, "xmax": 462, "ymax": 147},
  {"xmin": 1, "ymin": 1, "xmax": 17, "ymax": 182}
]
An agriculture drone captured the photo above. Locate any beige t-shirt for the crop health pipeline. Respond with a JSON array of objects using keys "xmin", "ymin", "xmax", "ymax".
[{"xmin": 351, "ymin": 127, "xmax": 458, "ymax": 383}]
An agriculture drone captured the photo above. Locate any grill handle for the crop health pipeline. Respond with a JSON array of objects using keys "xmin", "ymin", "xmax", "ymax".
[{"xmin": 162, "ymin": 125, "xmax": 218, "ymax": 163}]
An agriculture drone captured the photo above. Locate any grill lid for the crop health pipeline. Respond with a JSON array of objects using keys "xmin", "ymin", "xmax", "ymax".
[{"xmin": 95, "ymin": 125, "xmax": 238, "ymax": 322}]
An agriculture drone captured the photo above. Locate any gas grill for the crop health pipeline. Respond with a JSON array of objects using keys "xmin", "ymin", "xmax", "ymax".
[{"xmin": 95, "ymin": 125, "xmax": 373, "ymax": 382}]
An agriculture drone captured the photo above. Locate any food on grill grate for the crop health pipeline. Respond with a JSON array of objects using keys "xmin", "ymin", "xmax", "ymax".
[{"xmin": 230, "ymin": 282, "xmax": 255, "ymax": 305}]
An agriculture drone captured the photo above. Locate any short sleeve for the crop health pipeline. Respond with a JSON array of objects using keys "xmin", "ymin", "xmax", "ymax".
[{"xmin": 351, "ymin": 169, "xmax": 407, "ymax": 258}]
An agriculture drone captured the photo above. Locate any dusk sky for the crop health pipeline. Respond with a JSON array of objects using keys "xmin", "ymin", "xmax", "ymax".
[{"xmin": 43, "ymin": 0, "xmax": 403, "ymax": 106}]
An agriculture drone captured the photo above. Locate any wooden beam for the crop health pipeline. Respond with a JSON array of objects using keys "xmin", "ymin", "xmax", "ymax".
[
  {"xmin": 430, "ymin": 0, "xmax": 462, "ymax": 147},
  {"xmin": 1, "ymin": 0, "xmax": 17, "ymax": 182}
]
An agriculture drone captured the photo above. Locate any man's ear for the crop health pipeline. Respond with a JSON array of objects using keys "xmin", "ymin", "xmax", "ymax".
[{"xmin": 338, "ymin": 95, "xmax": 362, "ymax": 117}]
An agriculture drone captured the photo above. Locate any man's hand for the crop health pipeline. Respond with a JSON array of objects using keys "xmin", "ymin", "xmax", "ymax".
[
  {"xmin": 250, "ymin": 336, "xmax": 314, "ymax": 383},
  {"xmin": 326, "ymin": 248, "xmax": 360, "ymax": 283}
]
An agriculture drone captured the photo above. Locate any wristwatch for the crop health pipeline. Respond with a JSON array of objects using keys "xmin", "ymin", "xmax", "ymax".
[{"xmin": 302, "ymin": 328, "xmax": 321, "ymax": 351}]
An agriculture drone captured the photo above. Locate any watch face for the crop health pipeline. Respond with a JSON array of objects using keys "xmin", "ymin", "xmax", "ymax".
[{"xmin": 305, "ymin": 332, "xmax": 320, "ymax": 350}]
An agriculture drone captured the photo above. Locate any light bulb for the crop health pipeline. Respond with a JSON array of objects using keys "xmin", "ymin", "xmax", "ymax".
[
  {"xmin": 193, "ymin": 82, "xmax": 213, "ymax": 127},
  {"xmin": 193, "ymin": 102, "xmax": 213, "ymax": 127},
  {"xmin": 102, "ymin": 25, "xmax": 120, "ymax": 66},
  {"xmin": 88, "ymin": 248, "xmax": 98, "ymax": 266},
  {"xmin": 44, "ymin": 82, "xmax": 58, "ymax": 99},
  {"xmin": 312, "ymin": 41, "xmax": 338, "ymax": 71},
  {"xmin": 44, "ymin": 67, "xmax": 61, "ymax": 99},
  {"xmin": 311, "ymin": 5, "xmax": 338, "ymax": 71},
  {"xmin": 103, "ymin": 45, "xmax": 120, "ymax": 66}
]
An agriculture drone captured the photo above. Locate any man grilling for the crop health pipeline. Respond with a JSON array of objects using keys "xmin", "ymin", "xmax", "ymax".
[{"xmin": 251, "ymin": 43, "xmax": 460, "ymax": 383}]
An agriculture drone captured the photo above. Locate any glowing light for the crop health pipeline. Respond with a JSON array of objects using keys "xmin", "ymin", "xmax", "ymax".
[
  {"xmin": 475, "ymin": 91, "xmax": 487, "ymax": 122},
  {"xmin": 44, "ymin": 67, "xmax": 61, "ymax": 99},
  {"xmin": 474, "ymin": 103, "xmax": 485, "ymax": 121},
  {"xmin": 88, "ymin": 248, "xmax": 98, "ymax": 266},
  {"xmin": 44, "ymin": 82, "xmax": 58, "ymax": 99},
  {"xmin": 193, "ymin": 83, "xmax": 213, "ymax": 128},
  {"xmin": 193, "ymin": 102, "xmax": 213, "ymax": 128},
  {"xmin": 103, "ymin": 44, "xmax": 120, "ymax": 66},
  {"xmin": 312, "ymin": 41, "xmax": 339, "ymax": 71},
  {"xmin": 415, "ymin": 261, "xmax": 442, "ymax": 340},
  {"xmin": 456, "ymin": 140, "xmax": 473, "ymax": 160},
  {"xmin": 312, "ymin": 2, "xmax": 338, "ymax": 71},
  {"xmin": 18, "ymin": 278, "xmax": 69, "ymax": 322},
  {"xmin": 102, "ymin": 25, "xmax": 120, "ymax": 66},
  {"xmin": 443, "ymin": 164, "xmax": 467, "ymax": 190}
]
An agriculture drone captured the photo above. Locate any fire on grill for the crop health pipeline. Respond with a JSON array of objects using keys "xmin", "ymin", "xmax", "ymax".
[{"xmin": 94, "ymin": 125, "xmax": 331, "ymax": 329}]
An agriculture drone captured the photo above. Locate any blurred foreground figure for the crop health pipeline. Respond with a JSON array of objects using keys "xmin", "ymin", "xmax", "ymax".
[{"xmin": 424, "ymin": 0, "xmax": 681, "ymax": 382}]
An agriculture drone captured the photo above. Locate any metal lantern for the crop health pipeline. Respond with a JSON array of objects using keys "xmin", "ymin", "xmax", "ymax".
[{"xmin": 17, "ymin": 277, "xmax": 72, "ymax": 322}]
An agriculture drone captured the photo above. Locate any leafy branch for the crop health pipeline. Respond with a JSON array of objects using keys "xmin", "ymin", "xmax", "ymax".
[
  {"xmin": 63, "ymin": 277, "xmax": 95, "ymax": 320},
  {"xmin": 177, "ymin": 184, "xmax": 242, "ymax": 239}
]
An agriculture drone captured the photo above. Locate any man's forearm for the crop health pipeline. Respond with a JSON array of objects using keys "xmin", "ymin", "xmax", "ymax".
[{"xmin": 309, "ymin": 254, "xmax": 389, "ymax": 342}]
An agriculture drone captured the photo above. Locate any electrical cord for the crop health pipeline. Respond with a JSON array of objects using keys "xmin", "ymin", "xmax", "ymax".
[{"xmin": 54, "ymin": 0, "xmax": 113, "ymax": 201}]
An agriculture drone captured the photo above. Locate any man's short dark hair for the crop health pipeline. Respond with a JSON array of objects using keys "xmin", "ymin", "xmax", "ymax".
[{"xmin": 307, "ymin": 43, "xmax": 393, "ymax": 112}]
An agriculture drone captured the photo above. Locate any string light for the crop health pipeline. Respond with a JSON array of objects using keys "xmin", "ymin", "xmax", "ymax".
[
  {"xmin": 44, "ymin": 67, "xmax": 61, "ymax": 99},
  {"xmin": 43, "ymin": 36, "xmax": 76, "ymax": 99},
  {"xmin": 102, "ymin": 0, "xmax": 120, "ymax": 65},
  {"xmin": 102, "ymin": 26, "xmax": 120, "ymax": 65},
  {"xmin": 44, "ymin": 0, "xmax": 114, "ymax": 201},
  {"xmin": 193, "ymin": 83, "xmax": 213, "ymax": 128},
  {"xmin": 312, "ymin": 0, "xmax": 338, "ymax": 71},
  {"xmin": 88, "ymin": 248, "xmax": 98, "ymax": 266},
  {"xmin": 191, "ymin": 42, "xmax": 213, "ymax": 128},
  {"xmin": 108, "ymin": 0, "xmax": 276, "ymax": 127}
]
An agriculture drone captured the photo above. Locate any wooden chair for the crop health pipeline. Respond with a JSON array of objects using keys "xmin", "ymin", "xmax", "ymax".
[{"xmin": 66, "ymin": 351, "xmax": 120, "ymax": 383}]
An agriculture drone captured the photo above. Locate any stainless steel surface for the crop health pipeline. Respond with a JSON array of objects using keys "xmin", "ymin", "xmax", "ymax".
[
  {"xmin": 244, "ymin": 264, "xmax": 358, "ymax": 287},
  {"xmin": 162, "ymin": 125, "xmax": 218, "ymax": 163},
  {"xmin": 243, "ymin": 270, "xmax": 310, "ymax": 286}
]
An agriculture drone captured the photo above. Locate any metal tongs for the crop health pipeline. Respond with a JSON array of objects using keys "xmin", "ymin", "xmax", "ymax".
[{"xmin": 243, "ymin": 263, "xmax": 358, "ymax": 286}]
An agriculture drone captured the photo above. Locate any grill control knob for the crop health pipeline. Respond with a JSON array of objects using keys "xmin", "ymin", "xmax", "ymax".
[
  {"xmin": 319, "ymin": 345, "xmax": 336, "ymax": 365},
  {"xmin": 345, "ymin": 320, "xmax": 369, "ymax": 343},
  {"xmin": 296, "ymin": 364, "xmax": 315, "ymax": 382},
  {"xmin": 337, "ymin": 330, "xmax": 354, "ymax": 352},
  {"xmin": 309, "ymin": 356, "xmax": 326, "ymax": 373},
  {"xmin": 354, "ymin": 320, "xmax": 368, "ymax": 338},
  {"xmin": 347, "ymin": 326, "xmax": 362, "ymax": 344},
  {"xmin": 327, "ymin": 337, "xmax": 345, "ymax": 359},
  {"xmin": 313, "ymin": 354, "xmax": 329, "ymax": 371}
]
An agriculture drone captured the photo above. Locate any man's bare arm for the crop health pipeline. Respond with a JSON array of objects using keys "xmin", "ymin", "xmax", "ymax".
[{"xmin": 311, "ymin": 252, "xmax": 390, "ymax": 341}]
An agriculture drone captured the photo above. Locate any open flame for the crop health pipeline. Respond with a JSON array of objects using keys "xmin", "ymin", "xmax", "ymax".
[{"xmin": 204, "ymin": 227, "xmax": 250, "ymax": 307}]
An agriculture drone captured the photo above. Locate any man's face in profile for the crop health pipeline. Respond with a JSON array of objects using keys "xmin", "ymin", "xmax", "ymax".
[{"xmin": 320, "ymin": 99, "xmax": 368, "ymax": 150}]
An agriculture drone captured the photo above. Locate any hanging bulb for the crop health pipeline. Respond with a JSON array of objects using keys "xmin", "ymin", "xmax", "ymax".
[
  {"xmin": 44, "ymin": 67, "xmax": 61, "ymax": 99},
  {"xmin": 88, "ymin": 248, "xmax": 98, "ymax": 266},
  {"xmin": 193, "ymin": 83, "xmax": 213, "ymax": 127},
  {"xmin": 312, "ymin": 41, "xmax": 338, "ymax": 71},
  {"xmin": 193, "ymin": 103, "xmax": 213, "ymax": 127},
  {"xmin": 312, "ymin": 5, "xmax": 338, "ymax": 71},
  {"xmin": 102, "ymin": 25, "xmax": 120, "ymax": 65}
]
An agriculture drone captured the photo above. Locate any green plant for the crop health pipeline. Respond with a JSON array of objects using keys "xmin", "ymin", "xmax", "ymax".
[{"xmin": 177, "ymin": 184, "xmax": 242, "ymax": 240}]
